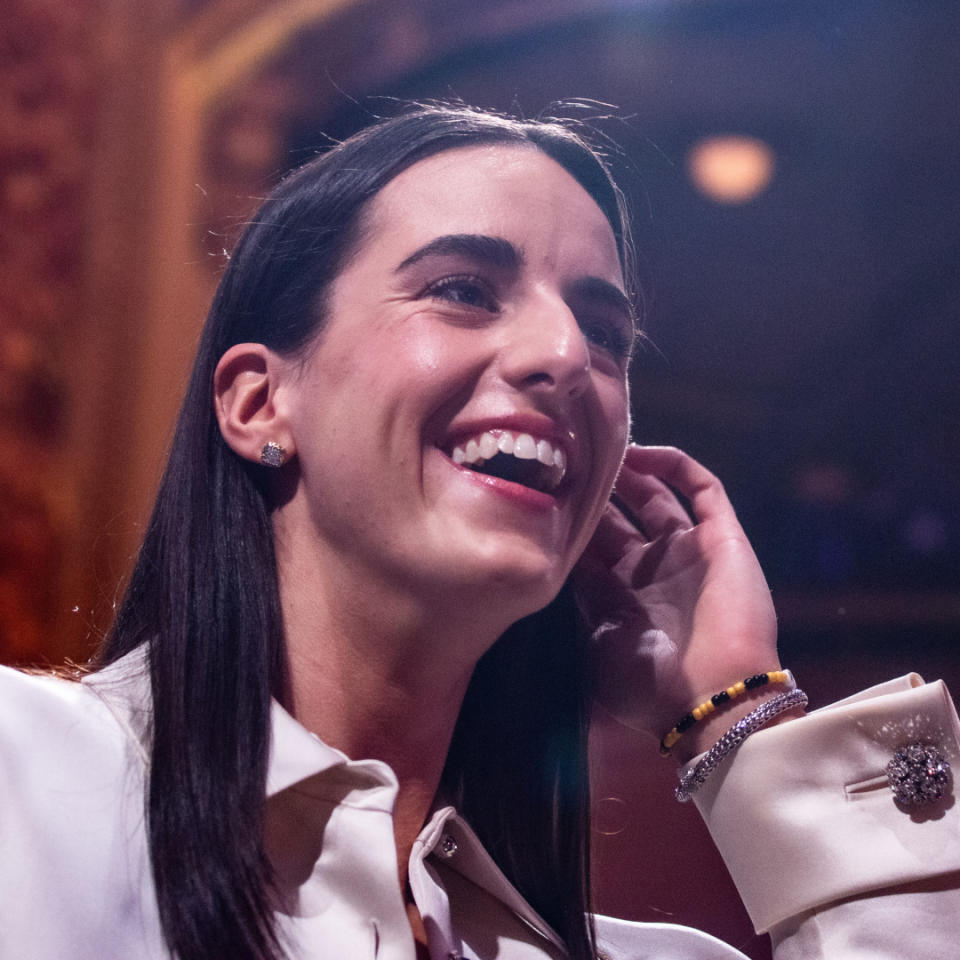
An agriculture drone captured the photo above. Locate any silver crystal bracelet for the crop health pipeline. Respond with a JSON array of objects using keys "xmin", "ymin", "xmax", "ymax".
[{"xmin": 675, "ymin": 688, "xmax": 809, "ymax": 802}]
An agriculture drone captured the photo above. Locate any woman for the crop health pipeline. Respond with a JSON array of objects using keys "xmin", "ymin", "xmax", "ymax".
[{"xmin": 1, "ymin": 104, "xmax": 957, "ymax": 960}]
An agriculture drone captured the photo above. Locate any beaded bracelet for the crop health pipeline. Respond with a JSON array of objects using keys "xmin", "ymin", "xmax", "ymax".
[
  {"xmin": 659, "ymin": 669, "xmax": 795, "ymax": 756},
  {"xmin": 675, "ymin": 688, "xmax": 809, "ymax": 802}
]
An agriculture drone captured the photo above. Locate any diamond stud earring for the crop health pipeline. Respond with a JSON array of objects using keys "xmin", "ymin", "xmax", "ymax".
[{"xmin": 260, "ymin": 441, "xmax": 287, "ymax": 468}]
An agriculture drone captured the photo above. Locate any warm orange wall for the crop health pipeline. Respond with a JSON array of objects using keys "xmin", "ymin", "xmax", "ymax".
[{"xmin": 1, "ymin": 0, "xmax": 101, "ymax": 662}]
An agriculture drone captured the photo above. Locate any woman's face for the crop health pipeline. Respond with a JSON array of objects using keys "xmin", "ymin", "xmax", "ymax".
[{"xmin": 277, "ymin": 144, "xmax": 632, "ymax": 623}]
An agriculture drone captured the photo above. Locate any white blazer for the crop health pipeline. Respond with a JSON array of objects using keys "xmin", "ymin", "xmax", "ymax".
[{"xmin": 0, "ymin": 657, "xmax": 957, "ymax": 959}]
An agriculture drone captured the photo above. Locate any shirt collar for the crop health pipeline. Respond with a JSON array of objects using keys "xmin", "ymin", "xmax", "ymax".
[
  {"xmin": 414, "ymin": 806, "xmax": 567, "ymax": 951},
  {"xmin": 86, "ymin": 647, "xmax": 563, "ymax": 950},
  {"xmin": 84, "ymin": 647, "xmax": 396, "ymax": 800},
  {"xmin": 265, "ymin": 696, "xmax": 398, "ymax": 801}
]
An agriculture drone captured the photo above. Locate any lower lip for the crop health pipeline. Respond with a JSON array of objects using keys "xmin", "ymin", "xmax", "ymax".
[{"xmin": 444, "ymin": 456, "xmax": 561, "ymax": 511}]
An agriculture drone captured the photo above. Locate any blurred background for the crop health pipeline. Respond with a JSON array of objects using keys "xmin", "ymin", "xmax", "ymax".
[{"xmin": 2, "ymin": 0, "xmax": 958, "ymax": 955}]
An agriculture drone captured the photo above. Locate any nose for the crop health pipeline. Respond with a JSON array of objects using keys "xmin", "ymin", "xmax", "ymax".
[{"xmin": 500, "ymin": 291, "xmax": 592, "ymax": 398}]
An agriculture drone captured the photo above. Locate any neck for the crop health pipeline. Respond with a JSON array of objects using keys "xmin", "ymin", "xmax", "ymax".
[
  {"xmin": 276, "ymin": 540, "xmax": 510, "ymax": 884},
  {"xmin": 285, "ymin": 606, "xmax": 474, "ymax": 820}
]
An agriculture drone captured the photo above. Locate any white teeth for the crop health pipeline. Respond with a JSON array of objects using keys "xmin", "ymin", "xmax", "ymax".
[
  {"xmin": 514, "ymin": 433, "xmax": 537, "ymax": 459},
  {"xmin": 478, "ymin": 432, "xmax": 499, "ymax": 459},
  {"xmin": 447, "ymin": 428, "xmax": 569, "ymax": 490}
]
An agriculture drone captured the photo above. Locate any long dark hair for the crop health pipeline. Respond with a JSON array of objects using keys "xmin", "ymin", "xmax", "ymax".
[{"xmin": 99, "ymin": 103, "xmax": 635, "ymax": 960}]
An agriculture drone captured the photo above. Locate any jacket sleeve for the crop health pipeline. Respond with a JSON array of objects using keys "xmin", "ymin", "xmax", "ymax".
[
  {"xmin": 691, "ymin": 675, "xmax": 960, "ymax": 959},
  {"xmin": 0, "ymin": 666, "xmax": 161, "ymax": 960}
]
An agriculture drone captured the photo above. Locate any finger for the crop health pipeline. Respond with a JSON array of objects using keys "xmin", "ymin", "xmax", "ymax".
[
  {"xmin": 571, "ymin": 550, "xmax": 616, "ymax": 613},
  {"xmin": 582, "ymin": 501, "xmax": 646, "ymax": 566},
  {"xmin": 572, "ymin": 545, "xmax": 637, "ymax": 623},
  {"xmin": 622, "ymin": 445, "xmax": 739, "ymax": 526},
  {"xmin": 613, "ymin": 470, "xmax": 694, "ymax": 538}
]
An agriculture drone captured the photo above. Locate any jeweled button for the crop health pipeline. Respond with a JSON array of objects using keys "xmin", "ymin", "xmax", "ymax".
[
  {"xmin": 886, "ymin": 741, "xmax": 951, "ymax": 806},
  {"xmin": 439, "ymin": 834, "xmax": 458, "ymax": 858}
]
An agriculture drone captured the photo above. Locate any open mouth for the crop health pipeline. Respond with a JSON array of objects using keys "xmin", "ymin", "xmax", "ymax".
[{"xmin": 447, "ymin": 430, "xmax": 567, "ymax": 494}]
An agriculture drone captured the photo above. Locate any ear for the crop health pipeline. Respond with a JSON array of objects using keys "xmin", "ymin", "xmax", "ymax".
[{"xmin": 214, "ymin": 343, "xmax": 294, "ymax": 465}]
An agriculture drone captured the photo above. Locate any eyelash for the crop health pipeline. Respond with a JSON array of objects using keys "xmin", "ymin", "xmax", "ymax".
[
  {"xmin": 425, "ymin": 274, "xmax": 499, "ymax": 312},
  {"xmin": 578, "ymin": 315, "xmax": 636, "ymax": 361},
  {"xmin": 424, "ymin": 274, "xmax": 635, "ymax": 361}
]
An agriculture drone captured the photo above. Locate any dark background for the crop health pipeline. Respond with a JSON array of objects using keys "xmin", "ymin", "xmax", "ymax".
[
  {"xmin": 281, "ymin": 0, "xmax": 960, "ymax": 689},
  {"xmin": 3, "ymin": 1, "xmax": 957, "ymax": 955}
]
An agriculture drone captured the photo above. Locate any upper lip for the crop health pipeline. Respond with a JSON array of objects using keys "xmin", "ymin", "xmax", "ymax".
[{"xmin": 438, "ymin": 412, "xmax": 579, "ymax": 479}]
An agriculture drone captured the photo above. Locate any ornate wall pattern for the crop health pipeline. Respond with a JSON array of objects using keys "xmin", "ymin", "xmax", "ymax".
[{"xmin": 0, "ymin": 0, "xmax": 101, "ymax": 661}]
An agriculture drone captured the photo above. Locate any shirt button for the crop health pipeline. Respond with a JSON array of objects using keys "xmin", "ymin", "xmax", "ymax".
[{"xmin": 439, "ymin": 834, "xmax": 458, "ymax": 858}]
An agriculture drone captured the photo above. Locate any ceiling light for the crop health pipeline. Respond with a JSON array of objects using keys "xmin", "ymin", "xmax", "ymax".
[{"xmin": 688, "ymin": 135, "xmax": 775, "ymax": 204}]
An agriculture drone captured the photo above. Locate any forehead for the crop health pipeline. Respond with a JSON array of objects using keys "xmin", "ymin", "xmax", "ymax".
[{"xmin": 357, "ymin": 144, "xmax": 623, "ymax": 283}]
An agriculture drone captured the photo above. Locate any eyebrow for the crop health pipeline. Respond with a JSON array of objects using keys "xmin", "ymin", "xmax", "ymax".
[{"xmin": 395, "ymin": 234, "xmax": 523, "ymax": 273}]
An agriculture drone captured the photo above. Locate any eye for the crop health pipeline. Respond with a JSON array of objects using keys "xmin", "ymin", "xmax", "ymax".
[
  {"xmin": 425, "ymin": 274, "xmax": 499, "ymax": 312},
  {"xmin": 578, "ymin": 314, "xmax": 636, "ymax": 362}
]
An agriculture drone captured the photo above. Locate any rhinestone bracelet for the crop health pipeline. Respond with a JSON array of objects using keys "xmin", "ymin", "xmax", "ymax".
[{"xmin": 675, "ymin": 688, "xmax": 808, "ymax": 802}]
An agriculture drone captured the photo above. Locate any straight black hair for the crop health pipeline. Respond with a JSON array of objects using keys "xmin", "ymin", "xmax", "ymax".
[{"xmin": 99, "ymin": 102, "xmax": 635, "ymax": 960}]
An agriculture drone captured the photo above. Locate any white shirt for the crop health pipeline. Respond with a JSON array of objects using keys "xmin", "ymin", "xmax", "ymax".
[{"xmin": 1, "ymin": 655, "xmax": 958, "ymax": 959}]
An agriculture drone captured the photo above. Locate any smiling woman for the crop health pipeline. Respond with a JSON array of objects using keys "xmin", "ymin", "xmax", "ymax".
[
  {"xmin": 102, "ymin": 105, "xmax": 638, "ymax": 960},
  {"xmin": 1, "ymin": 103, "xmax": 958, "ymax": 960},
  {"xmin": 252, "ymin": 144, "xmax": 631, "ymax": 632}
]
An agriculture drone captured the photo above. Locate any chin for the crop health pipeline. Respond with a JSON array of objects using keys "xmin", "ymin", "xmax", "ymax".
[
  {"xmin": 463, "ymin": 548, "xmax": 570, "ymax": 618},
  {"xmin": 408, "ymin": 517, "xmax": 579, "ymax": 622}
]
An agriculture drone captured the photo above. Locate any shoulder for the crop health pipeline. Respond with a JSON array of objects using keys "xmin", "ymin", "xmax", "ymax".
[
  {"xmin": 594, "ymin": 914, "xmax": 750, "ymax": 960},
  {"xmin": 0, "ymin": 656, "xmax": 164, "ymax": 957},
  {"xmin": 0, "ymin": 654, "xmax": 150, "ymax": 801},
  {"xmin": 0, "ymin": 659, "xmax": 150, "ymax": 877},
  {"xmin": 0, "ymin": 664, "xmax": 110, "ymax": 748},
  {"xmin": 0, "ymin": 664, "xmax": 126, "ymax": 759},
  {"xmin": 0, "ymin": 661, "xmax": 99, "ymax": 709}
]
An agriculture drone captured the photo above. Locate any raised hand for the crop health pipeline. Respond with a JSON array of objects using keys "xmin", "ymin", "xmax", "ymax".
[{"xmin": 575, "ymin": 445, "xmax": 780, "ymax": 758}]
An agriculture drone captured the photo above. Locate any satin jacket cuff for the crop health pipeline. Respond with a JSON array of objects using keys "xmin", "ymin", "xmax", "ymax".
[{"xmin": 691, "ymin": 675, "xmax": 960, "ymax": 934}]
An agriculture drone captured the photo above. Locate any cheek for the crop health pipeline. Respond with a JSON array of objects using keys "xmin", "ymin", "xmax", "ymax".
[
  {"xmin": 597, "ymin": 380, "xmax": 631, "ymax": 460},
  {"xmin": 402, "ymin": 326, "xmax": 493, "ymax": 408},
  {"xmin": 380, "ymin": 314, "xmax": 483, "ymax": 383},
  {"xmin": 403, "ymin": 326, "xmax": 444, "ymax": 374},
  {"xmin": 405, "ymin": 318, "xmax": 491, "ymax": 369},
  {"xmin": 577, "ymin": 384, "xmax": 629, "ymax": 539},
  {"xmin": 407, "ymin": 344, "xmax": 445, "ymax": 388}
]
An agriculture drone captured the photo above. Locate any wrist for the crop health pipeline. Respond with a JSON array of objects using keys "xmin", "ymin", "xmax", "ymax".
[
  {"xmin": 672, "ymin": 689, "xmax": 805, "ymax": 763},
  {"xmin": 660, "ymin": 669, "xmax": 801, "ymax": 763},
  {"xmin": 674, "ymin": 688, "xmax": 809, "ymax": 802}
]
